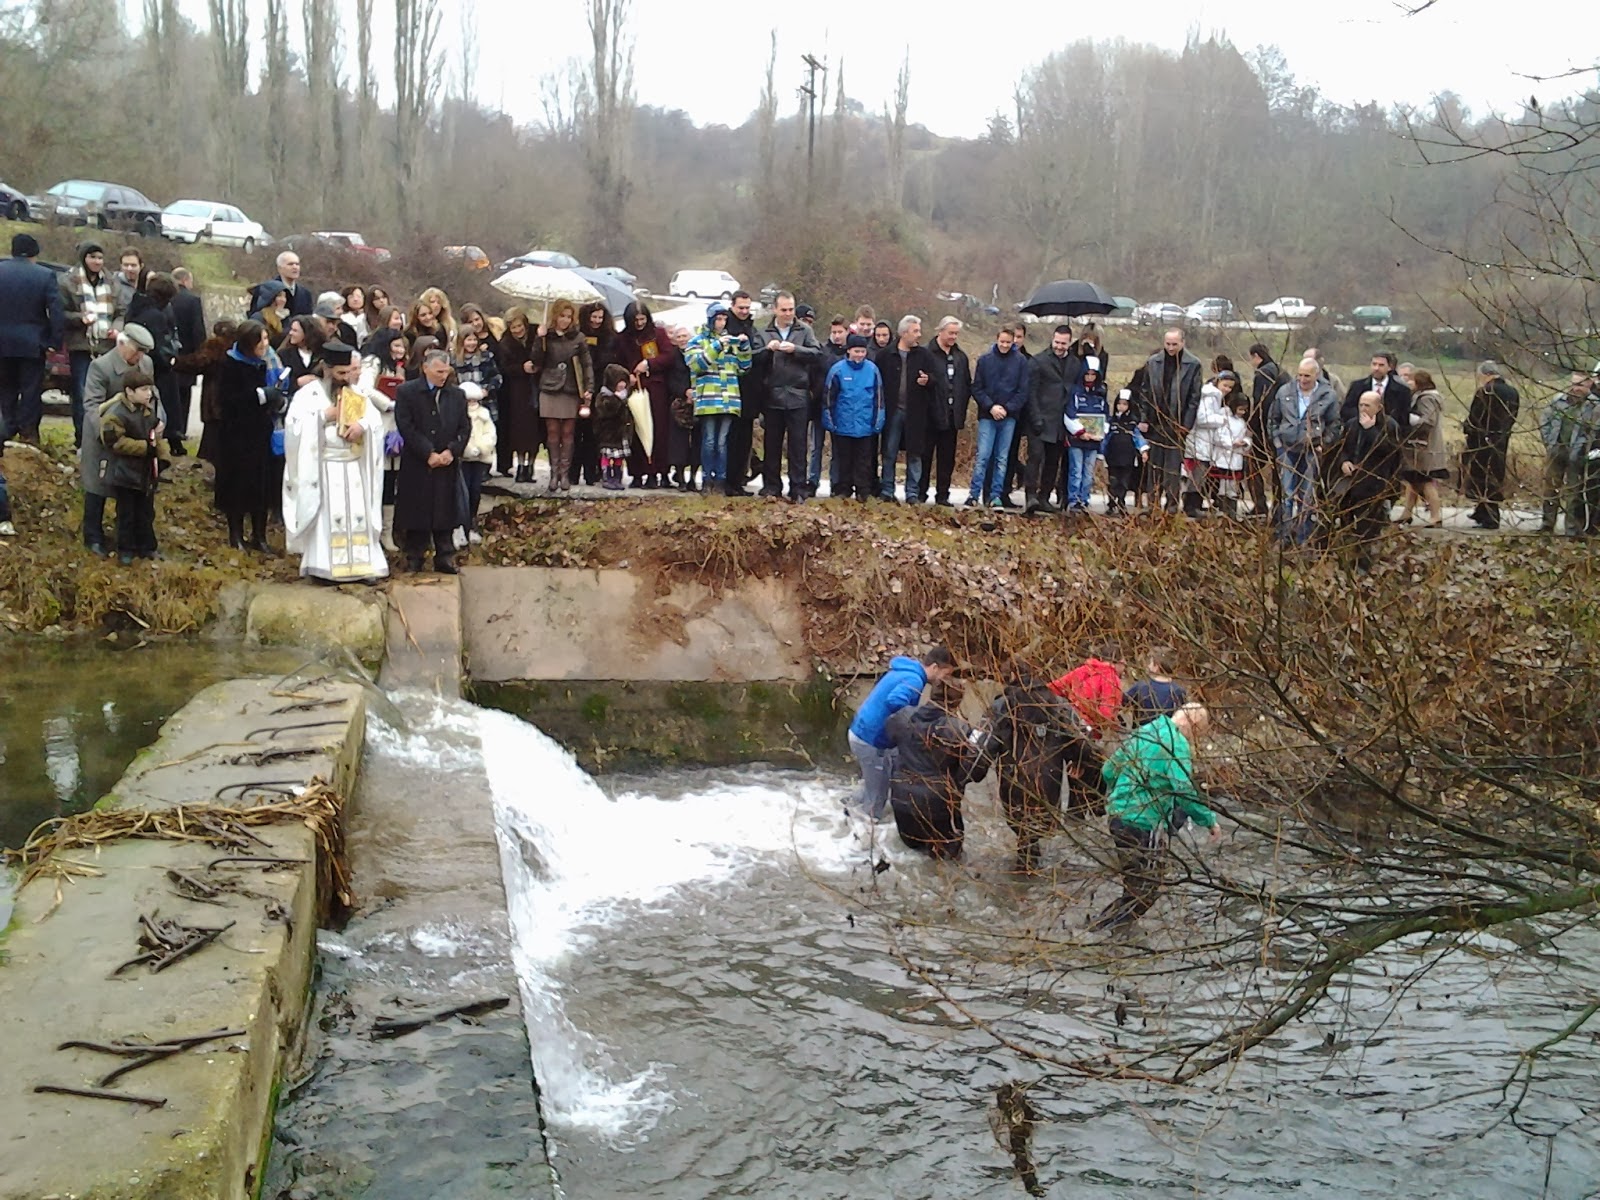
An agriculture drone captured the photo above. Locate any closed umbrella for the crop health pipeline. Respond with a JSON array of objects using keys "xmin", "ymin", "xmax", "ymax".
[
  {"xmin": 570, "ymin": 267, "xmax": 638, "ymax": 316},
  {"xmin": 1019, "ymin": 279, "xmax": 1117, "ymax": 318},
  {"xmin": 490, "ymin": 265, "xmax": 603, "ymax": 325}
]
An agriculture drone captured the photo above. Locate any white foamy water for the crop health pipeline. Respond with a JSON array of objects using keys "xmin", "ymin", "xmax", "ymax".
[{"xmin": 475, "ymin": 705, "xmax": 873, "ymax": 1141}]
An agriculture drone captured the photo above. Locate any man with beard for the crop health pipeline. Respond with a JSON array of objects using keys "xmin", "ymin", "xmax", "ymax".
[
  {"xmin": 1023, "ymin": 325, "xmax": 1078, "ymax": 515},
  {"xmin": 282, "ymin": 341, "xmax": 388, "ymax": 582},
  {"xmin": 721, "ymin": 290, "xmax": 762, "ymax": 495},
  {"xmin": 1138, "ymin": 329, "xmax": 1203, "ymax": 513},
  {"xmin": 1341, "ymin": 350, "xmax": 1412, "ymax": 427}
]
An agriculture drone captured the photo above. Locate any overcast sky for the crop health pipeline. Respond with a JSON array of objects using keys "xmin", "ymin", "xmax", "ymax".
[{"xmin": 465, "ymin": 0, "xmax": 1594, "ymax": 137}]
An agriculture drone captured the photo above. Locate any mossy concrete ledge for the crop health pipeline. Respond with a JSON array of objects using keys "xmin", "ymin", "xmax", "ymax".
[{"xmin": 0, "ymin": 677, "xmax": 365, "ymax": 1200}]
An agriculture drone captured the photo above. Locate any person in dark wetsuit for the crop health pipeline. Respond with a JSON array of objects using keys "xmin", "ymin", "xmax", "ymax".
[
  {"xmin": 987, "ymin": 664, "xmax": 1107, "ymax": 871},
  {"xmin": 885, "ymin": 680, "xmax": 996, "ymax": 859}
]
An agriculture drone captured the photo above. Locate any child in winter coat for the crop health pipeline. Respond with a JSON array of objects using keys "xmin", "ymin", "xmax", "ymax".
[
  {"xmin": 1184, "ymin": 369, "xmax": 1236, "ymax": 517},
  {"xmin": 459, "ymin": 383, "xmax": 497, "ymax": 543},
  {"xmin": 1048, "ymin": 640, "xmax": 1125, "ymax": 737},
  {"xmin": 1100, "ymin": 390, "xmax": 1149, "ymax": 515},
  {"xmin": 454, "ymin": 330, "xmax": 503, "ymax": 432},
  {"xmin": 98, "ymin": 369, "xmax": 171, "ymax": 564},
  {"xmin": 1208, "ymin": 391, "xmax": 1252, "ymax": 518},
  {"xmin": 1063, "ymin": 356, "xmax": 1111, "ymax": 511},
  {"xmin": 822, "ymin": 333, "xmax": 885, "ymax": 501},
  {"xmin": 593, "ymin": 364, "xmax": 637, "ymax": 490}
]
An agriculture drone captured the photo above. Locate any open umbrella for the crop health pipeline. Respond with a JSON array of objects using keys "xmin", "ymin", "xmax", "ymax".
[
  {"xmin": 570, "ymin": 267, "xmax": 638, "ymax": 316},
  {"xmin": 1019, "ymin": 279, "xmax": 1117, "ymax": 318},
  {"xmin": 490, "ymin": 265, "xmax": 603, "ymax": 324}
]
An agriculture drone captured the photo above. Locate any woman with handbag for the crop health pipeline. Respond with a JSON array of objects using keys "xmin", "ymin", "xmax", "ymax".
[
  {"xmin": 215, "ymin": 320, "xmax": 284, "ymax": 552},
  {"xmin": 535, "ymin": 300, "xmax": 594, "ymax": 494}
]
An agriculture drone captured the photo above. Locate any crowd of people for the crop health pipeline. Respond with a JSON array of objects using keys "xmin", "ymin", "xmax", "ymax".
[
  {"xmin": 3, "ymin": 231, "xmax": 1600, "ymax": 574},
  {"xmin": 849, "ymin": 639, "xmax": 1218, "ymax": 935}
]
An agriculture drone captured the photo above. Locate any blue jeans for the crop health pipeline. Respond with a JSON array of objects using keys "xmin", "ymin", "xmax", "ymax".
[
  {"xmin": 699, "ymin": 414, "xmax": 733, "ymax": 484},
  {"xmin": 878, "ymin": 409, "xmax": 923, "ymax": 499},
  {"xmin": 1278, "ymin": 448, "xmax": 1318, "ymax": 544},
  {"xmin": 1067, "ymin": 444, "xmax": 1098, "ymax": 507},
  {"xmin": 848, "ymin": 730, "xmax": 896, "ymax": 820},
  {"xmin": 0, "ymin": 463, "xmax": 10, "ymax": 522},
  {"xmin": 970, "ymin": 418, "xmax": 1016, "ymax": 503},
  {"xmin": 808, "ymin": 418, "xmax": 824, "ymax": 490}
]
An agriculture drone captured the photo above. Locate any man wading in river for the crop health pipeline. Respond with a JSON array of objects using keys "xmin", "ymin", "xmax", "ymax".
[
  {"xmin": 1089, "ymin": 702, "xmax": 1222, "ymax": 933},
  {"xmin": 847, "ymin": 646, "xmax": 956, "ymax": 821}
]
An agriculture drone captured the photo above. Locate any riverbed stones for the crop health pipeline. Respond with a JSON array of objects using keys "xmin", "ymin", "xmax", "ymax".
[{"xmin": 245, "ymin": 583, "xmax": 386, "ymax": 665}]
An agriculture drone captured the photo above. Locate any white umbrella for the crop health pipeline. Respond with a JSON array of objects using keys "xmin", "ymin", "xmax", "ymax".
[{"xmin": 490, "ymin": 265, "xmax": 603, "ymax": 324}]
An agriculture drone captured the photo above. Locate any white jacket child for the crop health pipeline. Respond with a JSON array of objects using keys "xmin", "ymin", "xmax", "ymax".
[
  {"xmin": 1185, "ymin": 382, "xmax": 1230, "ymax": 462},
  {"xmin": 463, "ymin": 393, "xmax": 498, "ymax": 464},
  {"xmin": 1212, "ymin": 410, "xmax": 1250, "ymax": 473}
]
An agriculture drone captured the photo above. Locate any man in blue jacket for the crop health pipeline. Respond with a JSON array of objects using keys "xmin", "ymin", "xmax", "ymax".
[
  {"xmin": 0, "ymin": 233, "xmax": 66, "ymax": 444},
  {"xmin": 967, "ymin": 328, "xmax": 1029, "ymax": 508},
  {"xmin": 848, "ymin": 646, "xmax": 956, "ymax": 819}
]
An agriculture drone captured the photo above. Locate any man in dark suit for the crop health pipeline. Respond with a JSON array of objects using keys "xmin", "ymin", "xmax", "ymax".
[
  {"xmin": 169, "ymin": 268, "xmax": 207, "ymax": 455},
  {"xmin": 393, "ymin": 348, "xmax": 471, "ymax": 573},
  {"xmin": 1341, "ymin": 351, "xmax": 1412, "ymax": 427},
  {"xmin": 0, "ymin": 233, "xmax": 66, "ymax": 443},
  {"xmin": 249, "ymin": 249, "xmax": 313, "ymax": 319}
]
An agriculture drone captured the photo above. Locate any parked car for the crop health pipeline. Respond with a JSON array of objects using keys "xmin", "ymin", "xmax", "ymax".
[
  {"xmin": 1133, "ymin": 300, "xmax": 1185, "ymax": 327},
  {"xmin": 498, "ymin": 249, "xmax": 582, "ymax": 272},
  {"xmin": 1184, "ymin": 296, "xmax": 1236, "ymax": 325},
  {"xmin": 161, "ymin": 199, "xmax": 267, "ymax": 251},
  {"xmin": 670, "ymin": 269, "xmax": 741, "ymax": 301},
  {"xmin": 1252, "ymin": 296, "xmax": 1316, "ymax": 321},
  {"xmin": 37, "ymin": 180, "xmax": 163, "ymax": 236},
  {"xmin": 310, "ymin": 230, "xmax": 390, "ymax": 262},
  {"xmin": 0, "ymin": 179, "xmax": 34, "ymax": 222},
  {"xmin": 1109, "ymin": 295, "xmax": 1137, "ymax": 317},
  {"xmin": 444, "ymin": 244, "xmax": 491, "ymax": 270},
  {"xmin": 596, "ymin": 265, "xmax": 638, "ymax": 289},
  {"xmin": 1350, "ymin": 304, "xmax": 1394, "ymax": 327},
  {"xmin": 758, "ymin": 282, "xmax": 783, "ymax": 306}
]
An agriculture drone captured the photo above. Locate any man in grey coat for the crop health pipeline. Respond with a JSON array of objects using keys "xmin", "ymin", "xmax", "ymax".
[
  {"xmin": 756, "ymin": 291, "xmax": 823, "ymax": 502},
  {"xmin": 1271, "ymin": 357, "xmax": 1341, "ymax": 545},
  {"xmin": 80, "ymin": 325, "xmax": 155, "ymax": 555},
  {"xmin": 1139, "ymin": 328, "xmax": 1203, "ymax": 512}
]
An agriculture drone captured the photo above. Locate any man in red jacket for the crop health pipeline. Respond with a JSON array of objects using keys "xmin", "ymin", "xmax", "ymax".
[{"xmin": 1048, "ymin": 641, "xmax": 1124, "ymax": 737}]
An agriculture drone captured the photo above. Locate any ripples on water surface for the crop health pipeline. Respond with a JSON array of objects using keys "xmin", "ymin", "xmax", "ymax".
[{"xmin": 482, "ymin": 709, "xmax": 1600, "ymax": 1199}]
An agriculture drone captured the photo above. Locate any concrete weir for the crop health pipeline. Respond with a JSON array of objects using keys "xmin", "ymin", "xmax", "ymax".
[{"xmin": 0, "ymin": 676, "xmax": 365, "ymax": 1200}]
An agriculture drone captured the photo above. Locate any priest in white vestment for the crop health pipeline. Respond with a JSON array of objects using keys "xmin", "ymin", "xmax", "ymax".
[{"xmin": 282, "ymin": 341, "xmax": 388, "ymax": 582}]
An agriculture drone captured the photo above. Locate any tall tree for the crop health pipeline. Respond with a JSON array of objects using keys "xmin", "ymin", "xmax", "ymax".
[
  {"xmin": 579, "ymin": 0, "xmax": 635, "ymax": 263},
  {"xmin": 206, "ymin": 0, "xmax": 249, "ymax": 197},
  {"xmin": 303, "ymin": 0, "xmax": 342, "ymax": 214},
  {"xmin": 393, "ymin": 0, "xmax": 443, "ymax": 234},
  {"xmin": 262, "ymin": 0, "xmax": 290, "ymax": 195},
  {"xmin": 755, "ymin": 32, "xmax": 778, "ymax": 212},
  {"xmin": 884, "ymin": 49, "xmax": 910, "ymax": 209}
]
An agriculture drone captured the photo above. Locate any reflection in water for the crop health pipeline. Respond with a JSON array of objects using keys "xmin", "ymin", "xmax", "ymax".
[{"xmin": 0, "ymin": 641, "xmax": 304, "ymax": 851}]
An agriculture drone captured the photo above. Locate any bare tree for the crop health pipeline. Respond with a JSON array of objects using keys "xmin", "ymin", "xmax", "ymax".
[
  {"xmin": 393, "ymin": 0, "xmax": 443, "ymax": 234},
  {"xmin": 755, "ymin": 32, "xmax": 778, "ymax": 211},
  {"xmin": 262, "ymin": 0, "xmax": 291, "ymax": 193},
  {"xmin": 206, "ymin": 0, "xmax": 249, "ymax": 197},
  {"xmin": 354, "ymin": 0, "xmax": 377, "ymax": 190},
  {"xmin": 303, "ymin": 0, "xmax": 342, "ymax": 213},
  {"xmin": 883, "ymin": 49, "xmax": 909, "ymax": 209},
  {"xmin": 578, "ymin": 0, "xmax": 635, "ymax": 263}
]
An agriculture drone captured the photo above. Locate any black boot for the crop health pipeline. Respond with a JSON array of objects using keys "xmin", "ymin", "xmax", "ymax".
[
  {"xmin": 246, "ymin": 511, "xmax": 273, "ymax": 554},
  {"xmin": 227, "ymin": 513, "xmax": 245, "ymax": 549}
]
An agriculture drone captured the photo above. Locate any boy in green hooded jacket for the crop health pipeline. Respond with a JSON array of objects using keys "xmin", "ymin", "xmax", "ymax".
[{"xmin": 1090, "ymin": 703, "xmax": 1221, "ymax": 932}]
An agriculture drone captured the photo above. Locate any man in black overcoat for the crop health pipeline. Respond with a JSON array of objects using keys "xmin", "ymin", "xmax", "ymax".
[{"xmin": 393, "ymin": 347, "xmax": 471, "ymax": 573}]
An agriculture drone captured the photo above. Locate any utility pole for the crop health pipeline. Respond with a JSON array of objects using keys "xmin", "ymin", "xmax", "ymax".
[{"xmin": 800, "ymin": 52, "xmax": 826, "ymax": 202}]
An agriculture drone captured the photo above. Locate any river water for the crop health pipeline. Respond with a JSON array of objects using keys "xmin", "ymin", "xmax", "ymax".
[{"xmin": 479, "ymin": 705, "xmax": 1600, "ymax": 1199}]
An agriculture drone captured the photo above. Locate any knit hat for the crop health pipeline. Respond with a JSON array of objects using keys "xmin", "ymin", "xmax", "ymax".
[
  {"xmin": 846, "ymin": 332, "xmax": 871, "ymax": 350},
  {"xmin": 1477, "ymin": 360, "xmax": 1502, "ymax": 378},
  {"xmin": 121, "ymin": 324, "xmax": 155, "ymax": 351},
  {"xmin": 11, "ymin": 233, "xmax": 40, "ymax": 258},
  {"xmin": 796, "ymin": 303, "xmax": 816, "ymax": 321}
]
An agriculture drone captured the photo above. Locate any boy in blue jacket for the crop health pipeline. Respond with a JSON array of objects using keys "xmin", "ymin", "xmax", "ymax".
[
  {"xmin": 823, "ymin": 333, "xmax": 885, "ymax": 501},
  {"xmin": 847, "ymin": 646, "xmax": 957, "ymax": 819}
]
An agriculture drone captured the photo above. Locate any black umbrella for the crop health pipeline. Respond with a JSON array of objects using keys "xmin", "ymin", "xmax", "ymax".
[{"xmin": 1019, "ymin": 279, "xmax": 1116, "ymax": 317}]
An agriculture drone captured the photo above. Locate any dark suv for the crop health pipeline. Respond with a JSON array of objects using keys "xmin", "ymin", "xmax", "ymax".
[{"xmin": 38, "ymin": 180, "xmax": 163, "ymax": 237}]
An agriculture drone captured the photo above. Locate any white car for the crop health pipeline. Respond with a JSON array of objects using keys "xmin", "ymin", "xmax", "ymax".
[
  {"xmin": 162, "ymin": 200, "xmax": 267, "ymax": 251},
  {"xmin": 1253, "ymin": 296, "xmax": 1316, "ymax": 321},
  {"xmin": 669, "ymin": 269, "xmax": 741, "ymax": 301}
]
